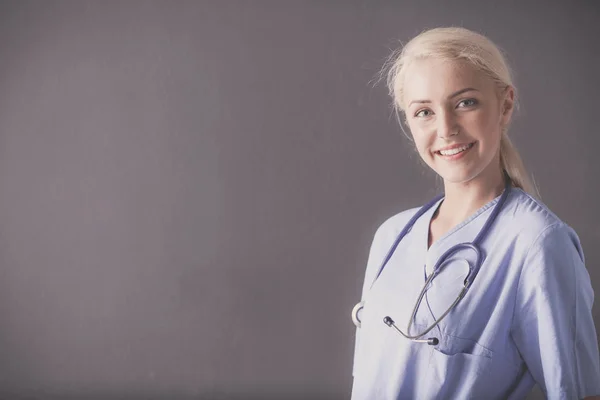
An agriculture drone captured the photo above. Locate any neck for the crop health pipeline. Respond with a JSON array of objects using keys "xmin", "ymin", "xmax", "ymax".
[{"xmin": 437, "ymin": 166, "xmax": 507, "ymax": 227}]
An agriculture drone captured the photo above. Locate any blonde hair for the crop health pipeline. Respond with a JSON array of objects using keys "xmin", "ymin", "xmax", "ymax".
[{"xmin": 383, "ymin": 27, "xmax": 538, "ymax": 196}]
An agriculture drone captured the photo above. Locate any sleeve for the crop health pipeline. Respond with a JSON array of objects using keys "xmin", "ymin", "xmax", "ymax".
[
  {"xmin": 511, "ymin": 222, "xmax": 600, "ymax": 399},
  {"xmin": 352, "ymin": 219, "xmax": 392, "ymax": 377}
]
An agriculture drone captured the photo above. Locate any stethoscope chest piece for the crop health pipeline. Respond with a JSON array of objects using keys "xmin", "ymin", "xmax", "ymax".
[{"xmin": 352, "ymin": 301, "xmax": 365, "ymax": 328}]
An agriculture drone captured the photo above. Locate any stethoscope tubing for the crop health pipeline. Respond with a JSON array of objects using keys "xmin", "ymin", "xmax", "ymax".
[{"xmin": 352, "ymin": 174, "xmax": 513, "ymax": 342}]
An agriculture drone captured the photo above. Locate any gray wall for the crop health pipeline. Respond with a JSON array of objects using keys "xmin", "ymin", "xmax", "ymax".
[{"xmin": 0, "ymin": 1, "xmax": 597, "ymax": 399}]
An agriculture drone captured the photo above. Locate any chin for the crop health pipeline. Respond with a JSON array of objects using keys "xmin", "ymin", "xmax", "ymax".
[{"xmin": 436, "ymin": 168, "xmax": 481, "ymax": 185}]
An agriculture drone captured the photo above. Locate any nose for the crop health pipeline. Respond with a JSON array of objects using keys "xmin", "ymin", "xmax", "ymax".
[{"xmin": 437, "ymin": 110, "xmax": 458, "ymax": 140}]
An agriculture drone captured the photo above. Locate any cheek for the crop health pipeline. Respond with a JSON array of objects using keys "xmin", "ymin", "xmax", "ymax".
[
  {"xmin": 412, "ymin": 136, "xmax": 436, "ymax": 165},
  {"xmin": 409, "ymin": 131, "xmax": 427, "ymax": 154},
  {"xmin": 481, "ymin": 116, "xmax": 503, "ymax": 144},
  {"xmin": 468, "ymin": 111, "xmax": 502, "ymax": 146},
  {"xmin": 408, "ymin": 124, "xmax": 432, "ymax": 150},
  {"xmin": 479, "ymin": 105, "xmax": 502, "ymax": 129},
  {"xmin": 466, "ymin": 110, "xmax": 491, "ymax": 130},
  {"xmin": 476, "ymin": 122, "xmax": 503, "ymax": 160},
  {"xmin": 484, "ymin": 114, "xmax": 501, "ymax": 132}
]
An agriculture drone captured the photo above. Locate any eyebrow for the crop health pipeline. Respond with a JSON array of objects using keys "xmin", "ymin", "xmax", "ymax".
[{"xmin": 408, "ymin": 87, "xmax": 479, "ymax": 107}]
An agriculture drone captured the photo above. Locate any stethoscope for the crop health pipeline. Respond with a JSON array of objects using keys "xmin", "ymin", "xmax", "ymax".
[{"xmin": 352, "ymin": 174, "xmax": 512, "ymax": 346}]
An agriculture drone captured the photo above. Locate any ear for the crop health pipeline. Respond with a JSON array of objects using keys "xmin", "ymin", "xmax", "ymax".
[{"xmin": 500, "ymin": 86, "xmax": 515, "ymax": 126}]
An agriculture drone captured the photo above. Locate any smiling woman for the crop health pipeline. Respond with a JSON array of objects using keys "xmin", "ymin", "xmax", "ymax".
[
  {"xmin": 403, "ymin": 58, "xmax": 510, "ymax": 197},
  {"xmin": 351, "ymin": 27, "xmax": 600, "ymax": 399}
]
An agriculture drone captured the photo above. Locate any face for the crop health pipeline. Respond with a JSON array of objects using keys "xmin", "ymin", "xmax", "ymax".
[{"xmin": 402, "ymin": 58, "xmax": 514, "ymax": 185}]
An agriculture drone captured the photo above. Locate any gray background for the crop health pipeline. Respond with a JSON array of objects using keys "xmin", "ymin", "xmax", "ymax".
[{"xmin": 0, "ymin": 1, "xmax": 598, "ymax": 399}]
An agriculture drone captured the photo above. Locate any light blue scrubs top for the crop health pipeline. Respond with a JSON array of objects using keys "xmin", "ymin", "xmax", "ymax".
[{"xmin": 352, "ymin": 188, "xmax": 600, "ymax": 399}]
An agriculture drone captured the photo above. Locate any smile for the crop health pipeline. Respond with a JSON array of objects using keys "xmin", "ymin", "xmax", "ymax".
[{"xmin": 436, "ymin": 142, "xmax": 475, "ymax": 157}]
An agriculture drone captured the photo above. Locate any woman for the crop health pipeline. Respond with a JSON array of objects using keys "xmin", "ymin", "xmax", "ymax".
[{"xmin": 351, "ymin": 27, "xmax": 600, "ymax": 399}]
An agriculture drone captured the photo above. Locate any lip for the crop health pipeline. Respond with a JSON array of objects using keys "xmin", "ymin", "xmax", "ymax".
[
  {"xmin": 434, "ymin": 142, "xmax": 476, "ymax": 160},
  {"xmin": 434, "ymin": 142, "xmax": 476, "ymax": 153}
]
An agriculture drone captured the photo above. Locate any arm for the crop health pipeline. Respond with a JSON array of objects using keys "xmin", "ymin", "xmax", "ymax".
[
  {"xmin": 353, "ymin": 222, "xmax": 386, "ymax": 377},
  {"xmin": 511, "ymin": 223, "xmax": 600, "ymax": 399},
  {"xmin": 352, "ymin": 214, "xmax": 405, "ymax": 377}
]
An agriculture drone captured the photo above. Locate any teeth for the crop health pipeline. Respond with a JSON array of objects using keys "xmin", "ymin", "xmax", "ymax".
[{"xmin": 439, "ymin": 143, "xmax": 472, "ymax": 156}]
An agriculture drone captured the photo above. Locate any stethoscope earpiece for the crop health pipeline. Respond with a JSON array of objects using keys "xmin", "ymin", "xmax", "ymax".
[{"xmin": 384, "ymin": 315, "xmax": 439, "ymax": 346}]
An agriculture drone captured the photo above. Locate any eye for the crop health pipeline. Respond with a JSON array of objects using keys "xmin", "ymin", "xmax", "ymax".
[
  {"xmin": 415, "ymin": 109, "xmax": 433, "ymax": 118},
  {"xmin": 457, "ymin": 98, "xmax": 478, "ymax": 108}
]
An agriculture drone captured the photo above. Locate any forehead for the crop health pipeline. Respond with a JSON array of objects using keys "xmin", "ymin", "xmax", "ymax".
[{"xmin": 402, "ymin": 58, "xmax": 493, "ymax": 105}]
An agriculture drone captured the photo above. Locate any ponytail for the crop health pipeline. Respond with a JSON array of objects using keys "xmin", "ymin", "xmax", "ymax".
[{"xmin": 500, "ymin": 132, "xmax": 539, "ymax": 197}]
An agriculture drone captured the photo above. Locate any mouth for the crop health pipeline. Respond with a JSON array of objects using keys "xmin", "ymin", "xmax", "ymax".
[{"xmin": 435, "ymin": 142, "xmax": 475, "ymax": 159}]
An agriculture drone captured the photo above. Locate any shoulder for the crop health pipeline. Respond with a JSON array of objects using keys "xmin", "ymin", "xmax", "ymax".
[
  {"xmin": 360, "ymin": 205, "xmax": 424, "ymax": 291},
  {"xmin": 503, "ymin": 188, "xmax": 584, "ymax": 265},
  {"xmin": 363, "ymin": 204, "xmax": 423, "ymax": 267},
  {"xmin": 371, "ymin": 205, "xmax": 421, "ymax": 246},
  {"xmin": 502, "ymin": 188, "xmax": 581, "ymax": 250}
]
